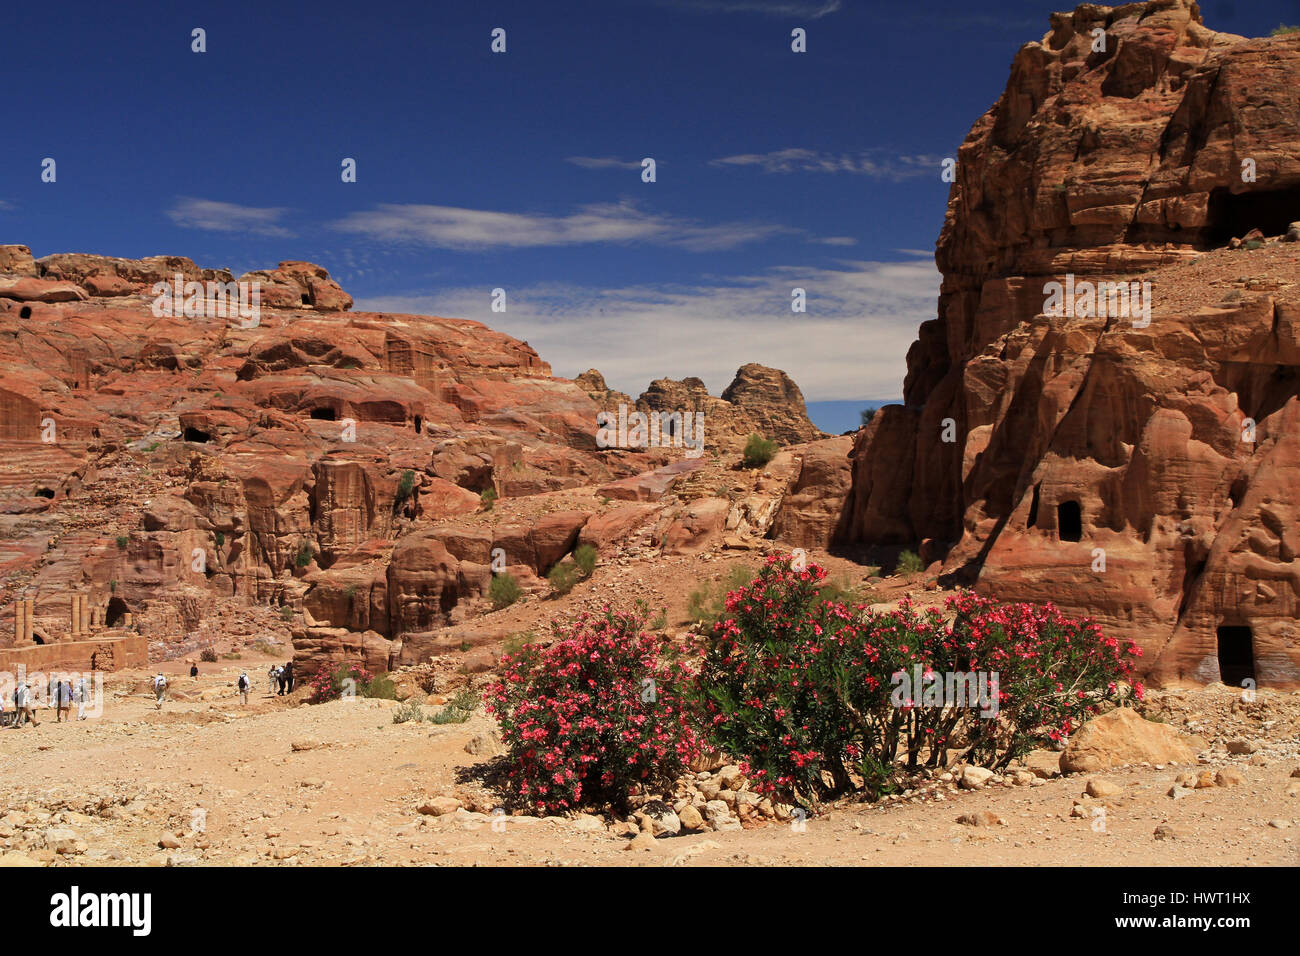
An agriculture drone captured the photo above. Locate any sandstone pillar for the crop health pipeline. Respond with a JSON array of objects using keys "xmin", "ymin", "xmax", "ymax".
[
  {"xmin": 23, "ymin": 597, "xmax": 33, "ymax": 643},
  {"xmin": 80, "ymin": 594, "xmax": 90, "ymax": 634},
  {"xmin": 71, "ymin": 594, "xmax": 81, "ymax": 637},
  {"xmin": 123, "ymin": 612, "xmax": 133, "ymax": 628},
  {"xmin": 15, "ymin": 600, "xmax": 26, "ymax": 644}
]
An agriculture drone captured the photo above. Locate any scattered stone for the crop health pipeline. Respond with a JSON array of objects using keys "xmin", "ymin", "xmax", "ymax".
[
  {"xmin": 960, "ymin": 766, "xmax": 994, "ymax": 790},
  {"xmin": 1085, "ymin": 778, "xmax": 1121, "ymax": 798},
  {"xmin": 416, "ymin": 797, "xmax": 462, "ymax": 817},
  {"xmin": 957, "ymin": 811, "xmax": 1002, "ymax": 827}
]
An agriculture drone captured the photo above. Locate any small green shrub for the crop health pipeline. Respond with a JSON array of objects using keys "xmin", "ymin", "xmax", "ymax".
[
  {"xmin": 480, "ymin": 487, "xmax": 498, "ymax": 511},
  {"xmin": 573, "ymin": 543, "xmax": 597, "ymax": 577},
  {"xmin": 395, "ymin": 470, "xmax": 416, "ymax": 502},
  {"xmin": 686, "ymin": 563, "xmax": 757, "ymax": 629},
  {"xmin": 430, "ymin": 688, "xmax": 478, "ymax": 724},
  {"xmin": 741, "ymin": 434, "xmax": 777, "ymax": 469},
  {"xmin": 547, "ymin": 561, "xmax": 581, "ymax": 596},
  {"xmin": 214, "ymin": 531, "xmax": 225, "ymax": 547},
  {"xmin": 896, "ymin": 550, "xmax": 925, "ymax": 575},
  {"xmin": 294, "ymin": 540, "xmax": 313, "ymax": 568},
  {"xmin": 1271, "ymin": 23, "xmax": 1300, "ymax": 35},
  {"xmin": 251, "ymin": 638, "xmax": 278, "ymax": 655},
  {"xmin": 199, "ymin": 646, "xmax": 218, "ymax": 663},
  {"xmin": 393, "ymin": 699, "xmax": 425, "ymax": 724},
  {"xmin": 489, "ymin": 572, "xmax": 521, "ymax": 610},
  {"xmin": 362, "ymin": 672, "xmax": 398, "ymax": 700},
  {"xmin": 279, "ymin": 606, "xmax": 295, "ymax": 622},
  {"xmin": 860, "ymin": 407, "xmax": 877, "ymax": 427},
  {"xmin": 115, "ymin": 535, "xmax": 129, "ymax": 550},
  {"xmin": 1245, "ymin": 239, "xmax": 1264, "ymax": 250},
  {"xmin": 503, "ymin": 631, "xmax": 535, "ymax": 656}
]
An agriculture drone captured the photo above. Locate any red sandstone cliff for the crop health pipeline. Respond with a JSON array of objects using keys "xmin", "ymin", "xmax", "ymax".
[{"xmin": 843, "ymin": 0, "xmax": 1300, "ymax": 688}]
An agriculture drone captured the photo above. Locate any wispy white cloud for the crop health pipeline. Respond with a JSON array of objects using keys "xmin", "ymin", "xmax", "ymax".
[
  {"xmin": 167, "ymin": 197, "xmax": 293, "ymax": 238},
  {"xmin": 566, "ymin": 156, "xmax": 645, "ymax": 170},
  {"xmin": 652, "ymin": 0, "xmax": 844, "ymax": 17},
  {"xmin": 711, "ymin": 147, "xmax": 943, "ymax": 181},
  {"xmin": 354, "ymin": 257, "xmax": 939, "ymax": 401},
  {"xmin": 330, "ymin": 200, "xmax": 790, "ymax": 251}
]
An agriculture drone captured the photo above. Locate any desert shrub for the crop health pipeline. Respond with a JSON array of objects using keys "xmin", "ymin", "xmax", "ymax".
[
  {"xmin": 817, "ymin": 575, "xmax": 866, "ymax": 607},
  {"xmin": 480, "ymin": 487, "xmax": 498, "ymax": 511},
  {"xmin": 199, "ymin": 646, "xmax": 218, "ymax": 663},
  {"xmin": 115, "ymin": 535, "xmax": 129, "ymax": 550},
  {"xmin": 364, "ymin": 672, "xmax": 398, "ymax": 700},
  {"xmin": 294, "ymin": 540, "xmax": 313, "ymax": 568},
  {"xmin": 573, "ymin": 543, "xmax": 597, "ymax": 577},
  {"xmin": 896, "ymin": 549, "xmax": 925, "ymax": 575},
  {"xmin": 485, "ymin": 608, "xmax": 702, "ymax": 814},
  {"xmin": 502, "ymin": 630, "xmax": 535, "ymax": 656},
  {"xmin": 490, "ymin": 572, "xmax": 521, "ymax": 610},
  {"xmin": 214, "ymin": 531, "xmax": 225, "ymax": 547},
  {"xmin": 741, "ymin": 433, "xmax": 777, "ymax": 469},
  {"xmin": 860, "ymin": 407, "xmax": 877, "ymax": 426},
  {"xmin": 1271, "ymin": 23, "xmax": 1300, "ymax": 35},
  {"xmin": 251, "ymin": 638, "xmax": 278, "ymax": 656},
  {"xmin": 393, "ymin": 699, "xmax": 425, "ymax": 724},
  {"xmin": 279, "ymin": 606, "xmax": 294, "ymax": 622},
  {"xmin": 1245, "ymin": 239, "xmax": 1265, "ymax": 250},
  {"xmin": 430, "ymin": 688, "xmax": 478, "ymax": 724},
  {"xmin": 395, "ymin": 470, "xmax": 416, "ymax": 503},
  {"xmin": 547, "ymin": 561, "xmax": 581, "ymax": 596},
  {"xmin": 685, "ymin": 563, "xmax": 756, "ymax": 630},
  {"xmin": 691, "ymin": 557, "xmax": 1142, "ymax": 809}
]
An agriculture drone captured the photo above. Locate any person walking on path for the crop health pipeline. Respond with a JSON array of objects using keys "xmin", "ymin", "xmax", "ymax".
[
  {"xmin": 152, "ymin": 672, "xmax": 167, "ymax": 710},
  {"xmin": 237, "ymin": 671, "xmax": 250, "ymax": 706},
  {"xmin": 75, "ymin": 677, "xmax": 90, "ymax": 721},
  {"xmin": 55, "ymin": 679, "xmax": 73, "ymax": 722}
]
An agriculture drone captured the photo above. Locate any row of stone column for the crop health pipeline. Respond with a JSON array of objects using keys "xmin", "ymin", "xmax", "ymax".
[{"xmin": 10, "ymin": 593, "xmax": 132, "ymax": 644}]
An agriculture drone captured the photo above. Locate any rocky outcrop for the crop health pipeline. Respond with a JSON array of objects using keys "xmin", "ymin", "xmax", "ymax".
[
  {"xmin": 721, "ymin": 363, "xmax": 823, "ymax": 445},
  {"xmin": 842, "ymin": 1, "xmax": 1300, "ymax": 688}
]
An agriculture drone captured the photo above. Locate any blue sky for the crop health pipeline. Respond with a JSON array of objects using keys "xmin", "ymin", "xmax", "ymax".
[{"xmin": 3, "ymin": 0, "xmax": 1295, "ymax": 430}]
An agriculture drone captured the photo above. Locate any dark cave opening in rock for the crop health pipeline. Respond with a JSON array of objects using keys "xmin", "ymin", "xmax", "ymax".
[
  {"xmin": 1216, "ymin": 623, "xmax": 1255, "ymax": 688},
  {"xmin": 1205, "ymin": 187, "xmax": 1300, "ymax": 246},
  {"xmin": 105, "ymin": 597, "xmax": 129, "ymax": 627},
  {"xmin": 19, "ymin": 306, "xmax": 32, "ymax": 319},
  {"xmin": 1057, "ymin": 500, "xmax": 1083, "ymax": 542},
  {"xmin": 183, "ymin": 426, "xmax": 212, "ymax": 443},
  {"xmin": 310, "ymin": 407, "xmax": 337, "ymax": 421}
]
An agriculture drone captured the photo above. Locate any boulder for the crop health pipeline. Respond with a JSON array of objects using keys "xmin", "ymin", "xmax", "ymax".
[{"xmin": 1061, "ymin": 708, "xmax": 1204, "ymax": 774}]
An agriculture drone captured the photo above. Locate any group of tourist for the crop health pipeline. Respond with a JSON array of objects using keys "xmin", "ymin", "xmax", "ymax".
[{"xmin": 2, "ymin": 675, "xmax": 91, "ymax": 728}]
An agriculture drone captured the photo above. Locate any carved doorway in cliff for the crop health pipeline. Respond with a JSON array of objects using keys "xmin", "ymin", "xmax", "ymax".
[
  {"xmin": 1057, "ymin": 500, "xmax": 1083, "ymax": 542},
  {"xmin": 1206, "ymin": 188, "xmax": 1300, "ymax": 246},
  {"xmin": 1216, "ymin": 624, "xmax": 1255, "ymax": 688},
  {"xmin": 105, "ymin": 597, "xmax": 129, "ymax": 628}
]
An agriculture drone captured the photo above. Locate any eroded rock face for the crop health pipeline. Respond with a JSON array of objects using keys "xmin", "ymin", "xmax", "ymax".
[
  {"xmin": 843, "ymin": 1, "xmax": 1300, "ymax": 687},
  {"xmin": 0, "ymin": 245, "xmax": 825, "ymax": 678}
]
